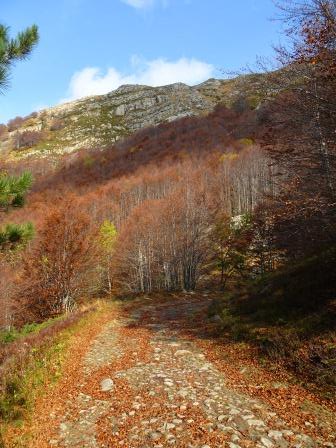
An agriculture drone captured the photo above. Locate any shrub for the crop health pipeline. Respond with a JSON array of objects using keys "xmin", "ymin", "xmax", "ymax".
[
  {"xmin": 49, "ymin": 118, "xmax": 64, "ymax": 131},
  {"xmin": 7, "ymin": 116, "xmax": 25, "ymax": 132},
  {"xmin": 0, "ymin": 310, "xmax": 89, "ymax": 422},
  {"xmin": 0, "ymin": 124, "xmax": 7, "ymax": 138},
  {"xmin": 13, "ymin": 130, "xmax": 44, "ymax": 150},
  {"xmin": 20, "ymin": 200, "xmax": 101, "ymax": 322}
]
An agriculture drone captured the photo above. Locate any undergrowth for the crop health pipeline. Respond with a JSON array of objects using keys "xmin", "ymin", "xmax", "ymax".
[
  {"xmin": 208, "ymin": 252, "xmax": 336, "ymax": 398},
  {"xmin": 0, "ymin": 302, "xmax": 109, "ymax": 446}
]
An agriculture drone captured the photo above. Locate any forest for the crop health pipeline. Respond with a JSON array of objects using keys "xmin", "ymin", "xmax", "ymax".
[{"xmin": 0, "ymin": 0, "xmax": 335, "ymax": 409}]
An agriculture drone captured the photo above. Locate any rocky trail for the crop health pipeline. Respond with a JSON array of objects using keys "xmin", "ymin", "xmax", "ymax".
[{"xmin": 26, "ymin": 294, "xmax": 335, "ymax": 448}]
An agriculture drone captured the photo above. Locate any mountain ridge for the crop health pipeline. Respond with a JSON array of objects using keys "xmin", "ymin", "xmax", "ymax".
[{"xmin": 0, "ymin": 73, "xmax": 269, "ymax": 160}]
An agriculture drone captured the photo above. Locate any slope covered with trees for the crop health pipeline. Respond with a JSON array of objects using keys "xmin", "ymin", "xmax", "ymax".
[{"xmin": 0, "ymin": 0, "xmax": 335, "ymax": 404}]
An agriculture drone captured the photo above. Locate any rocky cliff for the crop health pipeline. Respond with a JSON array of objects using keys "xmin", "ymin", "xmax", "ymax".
[{"xmin": 0, "ymin": 73, "xmax": 268, "ymax": 159}]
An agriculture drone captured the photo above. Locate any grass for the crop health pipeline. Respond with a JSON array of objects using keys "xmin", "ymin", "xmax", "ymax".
[
  {"xmin": 0, "ymin": 317, "xmax": 64, "ymax": 344},
  {"xmin": 0, "ymin": 302, "xmax": 111, "ymax": 446}
]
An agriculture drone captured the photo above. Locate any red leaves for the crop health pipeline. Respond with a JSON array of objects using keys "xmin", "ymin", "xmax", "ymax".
[{"xmin": 20, "ymin": 199, "xmax": 101, "ymax": 322}]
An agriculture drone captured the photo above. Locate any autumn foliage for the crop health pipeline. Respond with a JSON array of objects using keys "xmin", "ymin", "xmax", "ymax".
[
  {"xmin": 0, "ymin": 0, "xmax": 335, "ymax": 330},
  {"xmin": 18, "ymin": 200, "xmax": 100, "ymax": 322}
]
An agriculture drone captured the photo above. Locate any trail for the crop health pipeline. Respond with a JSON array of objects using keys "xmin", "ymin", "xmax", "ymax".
[{"xmin": 31, "ymin": 294, "xmax": 335, "ymax": 447}]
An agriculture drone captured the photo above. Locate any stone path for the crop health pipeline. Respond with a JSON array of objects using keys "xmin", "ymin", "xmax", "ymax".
[{"xmin": 49, "ymin": 295, "xmax": 335, "ymax": 448}]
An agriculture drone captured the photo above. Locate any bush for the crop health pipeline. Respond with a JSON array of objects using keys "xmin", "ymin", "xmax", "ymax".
[
  {"xmin": 49, "ymin": 118, "xmax": 64, "ymax": 131},
  {"xmin": 0, "ymin": 124, "xmax": 7, "ymax": 138},
  {"xmin": 7, "ymin": 116, "xmax": 24, "ymax": 132},
  {"xmin": 0, "ymin": 310, "xmax": 89, "ymax": 422},
  {"xmin": 13, "ymin": 130, "xmax": 44, "ymax": 149},
  {"xmin": 20, "ymin": 201, "xmax": 100, "ymax": 322}
]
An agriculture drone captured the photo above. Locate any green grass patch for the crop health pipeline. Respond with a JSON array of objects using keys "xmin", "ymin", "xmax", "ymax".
[
  {"xmin": 0, "ymin": 317, "xmax": 64, "ymax": 344},
  {"xmin": 0, "ymin": 303, "xmax": 107, "ymax": 444}
]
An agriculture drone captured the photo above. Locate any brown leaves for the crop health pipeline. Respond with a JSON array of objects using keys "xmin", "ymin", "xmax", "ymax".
[{"xmin": 19, "ymin": 199, "xmax": 101, "ymax": 322}]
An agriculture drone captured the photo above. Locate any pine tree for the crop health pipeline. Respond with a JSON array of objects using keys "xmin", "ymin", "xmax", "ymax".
[
  {"xmin": 0, "ymin": 171, "xmax": 33, "ymax": 210},
  {"xmin": 0, "ymin": 24, "xmax": 39, "ymax": 91},
  {"xmin": 0, "ymin": 171, "xmax": 34, "ymax": 250},
  {"xmin": 0, "ymin": 22, "xmax": 38, "ymax": 251}
]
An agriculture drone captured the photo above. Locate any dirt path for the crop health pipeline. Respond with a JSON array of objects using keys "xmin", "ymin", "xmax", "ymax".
[{"xmin": 29, "ymin": 295, "xmax": 336, "ymax": 447}]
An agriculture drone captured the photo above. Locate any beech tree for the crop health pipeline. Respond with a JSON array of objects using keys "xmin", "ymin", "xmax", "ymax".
[
  {"xmin": 113, "ymin": 177, "xmax": 211, "ymax": 293},
  {"xmin": 259, "ymin": 0, "xmax": 336, "ymax": 258},
  {"xmin": 14, "ymin": 130, "xmax": 44, "ymax": 150},
  {"xmin": 99, "ymin": 220, "xmax": 117, "ymax": 294},
  {"xmin": 21, "ymin": 201, "xmax": 100, "ymax": 321}
]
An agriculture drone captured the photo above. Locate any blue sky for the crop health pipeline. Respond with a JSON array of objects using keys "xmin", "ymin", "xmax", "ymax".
[{"xmin": 0, "ymin": 0, "xmax": 284, "ymax": 123}]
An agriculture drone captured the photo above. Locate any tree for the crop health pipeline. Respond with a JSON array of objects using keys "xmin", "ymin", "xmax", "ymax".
[
  {"xmin": 0, "ymin": 171, "xmax": 33, "ymax": 250},
  {"xmin": 112, "ymin": 178, "xmax": 211, "ymax": 294},
  {"xmin": 21, "ymin": 201, "xmax": 100, "ymax": 321},
  {"xmin": 0, "ymin": 222, "xmax": 34, "ymax": 252},
  {"xmin": 14, "ymin": 130, "xmax": 44, "ymax": 150},
  {"xmin": 260, "ymin": 0, "xmax": 336, "ymax": 258},
  {"xmin": 0, "ymin": 24, "xmax": 39, "ymax": 91},
  {"xmin": 99, "ymin": 220, "xmax": 117, "ymax": 294},
  {"xmin": 210, "ymin": 213, "xmax": 252, "ymax": 289},
  {"xmin": 0, "ymin": 171, "xmax": 32, "ymax": 210},
  {"xmin": 0, "ymin": 123, "xmax": 7, "ymax": 137},
  {"xmin": 7, "ymin": 116, "xmax": 24, "ymax": 132}
]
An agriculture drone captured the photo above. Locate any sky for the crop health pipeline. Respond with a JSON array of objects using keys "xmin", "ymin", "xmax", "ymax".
[{"xmin": 0, "ymin": 0, "xmax": 284, "ymax": 123}]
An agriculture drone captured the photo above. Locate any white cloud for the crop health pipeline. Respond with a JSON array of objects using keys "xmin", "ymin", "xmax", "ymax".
[
  {"xmin": 121, "ymin": 0, "xmax": 169, "ymax": 9},
  {"xmin": 62, "ymin": 57, "xmax": 214, "ymax": 102},
  {"xmin": 122, "ymin": 0, "xmax": 155, "ymax": 8}
]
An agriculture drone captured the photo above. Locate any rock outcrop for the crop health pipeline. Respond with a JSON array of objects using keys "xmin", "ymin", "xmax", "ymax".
[{"xmin": 0, "ymin": 73, "xmax": 268, "ymax": 159}]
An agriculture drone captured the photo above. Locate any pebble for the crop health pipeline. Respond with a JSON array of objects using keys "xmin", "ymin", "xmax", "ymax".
[
  {"xmin": 100, "ymin": 378, "xmax": 114, "ymax": 392},
  {"xmin": 247, "ymin": 419, "xmax": 266, "ymax": 427},
  {"xmin": 268, "ymin": 430, "xmax": 283, "ymax": 440},
  {"xmin": 150, "ymin": 431, "xmax": 162, "ymax": 441},
  {"xmin": 54, "ymin": 298, "xmax": 324, "ymax": 448},
  {"xmin": 260, "ymin": 437, "xmax": 274, "ymax": 447},
  {"xmin": 174, "ymin": 350, "xmax": 192, "ymax": 357}
]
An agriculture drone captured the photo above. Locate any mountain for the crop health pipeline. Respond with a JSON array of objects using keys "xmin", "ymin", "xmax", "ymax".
[{"xmin": 0, "ymin": 73, "xmax": 269, "ymax": 160}]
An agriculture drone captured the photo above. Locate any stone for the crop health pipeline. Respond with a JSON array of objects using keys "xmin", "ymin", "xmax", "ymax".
[
  {"xmin": 268, "ymin": 430, "xmax": 283, "ymax": 440},
  {"xmin": 260, "ymin": 437, "xmax": 274, "ymax": 448},
  {"xmin": 209, "ymin": 314, "xmax": 223, "ymax": 324},
  {"xmin": 100, "ymin": 378, "xmax": 114, "ymax": 392},
  {"xmin": 60, "ymin": 423, "xmax": 67, "ymax": 431},
  {"xmin": 247, "ymin": 419, "xmax": 266, "ymax": 427},
  {"xmin": 150, "ymin": 432, "xmax": 162, "ymax": 441},
  {"xmin": 174, "ymin": 350, "xmax": 192, "ymax": 357}
]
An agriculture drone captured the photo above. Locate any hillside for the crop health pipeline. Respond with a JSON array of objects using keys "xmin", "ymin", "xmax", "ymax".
[{"xmin": 0, "ymin": 73, "xmax": 270, "ymax": 160}]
